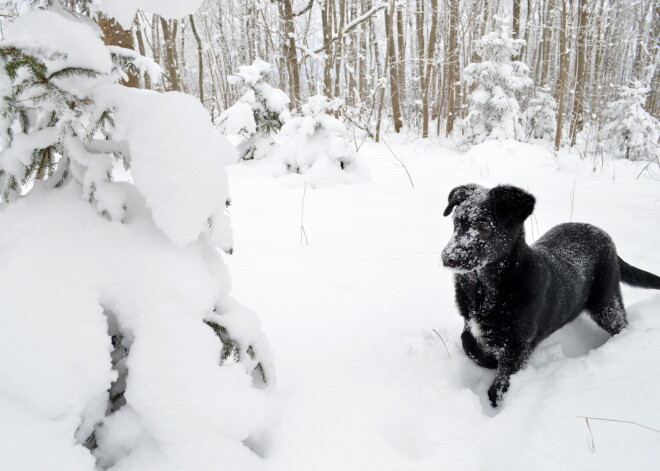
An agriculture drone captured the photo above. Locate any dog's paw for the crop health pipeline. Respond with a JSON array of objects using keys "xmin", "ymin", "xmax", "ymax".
[{"xmin": 488, "ymin": 378, "xmax": 510, "ymax": 408}]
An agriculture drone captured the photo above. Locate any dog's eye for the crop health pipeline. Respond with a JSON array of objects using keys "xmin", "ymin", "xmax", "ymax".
[{"xmin": 477, "ymin": 222, "xmax": 493, "ymax": 239}]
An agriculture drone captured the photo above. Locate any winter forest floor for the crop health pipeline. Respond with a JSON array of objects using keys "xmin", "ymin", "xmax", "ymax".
[{"xmin": 226, "ymin": 136, "xmax": 660, "ymax": 470}]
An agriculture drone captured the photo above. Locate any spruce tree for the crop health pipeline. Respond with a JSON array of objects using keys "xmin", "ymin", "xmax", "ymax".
[
  {"xmin": 457, "ymin": 16, "xmax": 533, "ymax": 150},
  {"xmin": 601, "ymin": 80, "xmax": 660, "ymax": 161},
  {"xmin": 0, "ymin": 42, "xmax": 138, "ymax": 217},
  {"xmin": 524, "ymin": 88, "xmax": 557, "ymax": 141},
  {"xmin": 219, "ymin": 58, "xmax": 290, "ymax": 160},
  {"xmin": 0, "ymin": 7, "xmax": 271, "ymax": 387}
]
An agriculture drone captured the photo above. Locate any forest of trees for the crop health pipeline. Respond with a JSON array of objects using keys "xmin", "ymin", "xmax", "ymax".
[{"xmin": 3, "ymin": 0, "xmax": 657, "ymax": 155}]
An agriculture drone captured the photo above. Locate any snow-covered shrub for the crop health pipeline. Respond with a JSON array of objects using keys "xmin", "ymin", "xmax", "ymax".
[
  {"xmin": 601, "ymin": 81, "xmax": 660, "ymax": 161},
  {"xmin": 275, "ymin": 94, "xmax": 369, "ymax": 187},
  {"xmin": 219, "ymin": 58, "xmax": 290, "ymax": 160},
  {"xmin": 457, "ymin": 17, "xmax": 533, "ymax": 150},
  {"xmin": 0, "ymin": 8, "xmax": 274, "ymax": 470},
  {"xmin": 524, "ymin": 88, "xmax": 557, "ymax": 141}
]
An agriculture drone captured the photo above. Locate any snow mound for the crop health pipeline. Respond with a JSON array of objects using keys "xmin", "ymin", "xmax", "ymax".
[{"xmin": 0, "ymin": 186, "xmax": 275, "ymax": 471}]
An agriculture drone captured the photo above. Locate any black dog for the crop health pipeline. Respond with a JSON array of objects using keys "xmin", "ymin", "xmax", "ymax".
[{"xmin": 441, "ymin": 184, "xmax": 660, "ymax": 407}]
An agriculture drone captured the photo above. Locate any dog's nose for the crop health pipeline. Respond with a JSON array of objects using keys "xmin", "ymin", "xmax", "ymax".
[{"xmin": 441, "ymin": 249, "xmax": 457, "ymax": 268}]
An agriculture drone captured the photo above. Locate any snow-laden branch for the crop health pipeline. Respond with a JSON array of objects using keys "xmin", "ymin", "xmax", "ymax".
[
  {"xmin": 293, "ymin": 0, "xmax": 314, "ymax": 17},
  {"xmin": 309, "ymin": 2, "xmax": 387, "ymax": 56}
]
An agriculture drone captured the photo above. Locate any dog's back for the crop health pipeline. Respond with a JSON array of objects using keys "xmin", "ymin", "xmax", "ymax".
[{"xmin": 530, "ymin": 223, "xmax": 620, "ymax": 338}]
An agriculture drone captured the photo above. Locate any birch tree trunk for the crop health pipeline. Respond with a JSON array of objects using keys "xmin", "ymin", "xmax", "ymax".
[
  {"xmin": 159, "ymin": 17, "xmax": 182, "ymax": 91},
  {"xmin": 422, "ymin": 0, "xmax": 439, "ymax": 138},
  {"xmin": 386, "ymin": 2, "xmax": 403, "ymax": 133},
  {"xmin": 569, "ymin": 0, "xmax": 588, "ymax": 146},
  {"xmin": 554, "ymin": 0, "xmax": 569, "ymax": 151},
  {"xmin": 280, "ymin": 0, "xmax": 301, "ymax": 107},
  {"xmin": 134, "ymin": 15, "xmax": 151, "ymax": 89},
  {"xmin": 445, "ymin": 0, "xmax": 459, "ymax": 137}
]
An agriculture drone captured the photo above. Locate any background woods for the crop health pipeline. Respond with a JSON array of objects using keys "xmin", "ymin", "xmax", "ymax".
[
  {"xmin": 62, "ymin": 0, "xmax": 659, "ymax": 153},
  {"xmin": 1, "ymin": 0, "xmax": 657, "ymax": 150}
]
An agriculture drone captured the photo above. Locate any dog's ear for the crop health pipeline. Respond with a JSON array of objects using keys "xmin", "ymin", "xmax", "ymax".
[
  {"xmin": 443, "ymin": 184, "xmax": 482, "ymax": 216},
  {"xmin": 489, "ymin": 185, "xmax": 535, "ymax": 224}
]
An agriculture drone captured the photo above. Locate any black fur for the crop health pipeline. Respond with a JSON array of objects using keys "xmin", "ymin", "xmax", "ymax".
[{"xmin": 441, "ymin": 184, "xmax": 660, "ymax": 407}]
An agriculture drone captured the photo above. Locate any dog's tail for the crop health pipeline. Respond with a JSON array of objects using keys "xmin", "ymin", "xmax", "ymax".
[{"xmin": 619, "ymin": 257, "xmax": 660, "ymax": 289}]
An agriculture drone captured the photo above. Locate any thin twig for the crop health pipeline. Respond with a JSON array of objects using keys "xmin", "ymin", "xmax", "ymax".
[
  {"xmin": 583, "ymin": 417, "xmax": 596, "ymax": 452},
  {"xmin": 577, "ymin": 415, "xmax": 660, "ymax": 452},
  {"xmin": 636, "ymin": 155, "xmax": 660, "ymax": 180},
  {"xmin": 432, "ymin": 329, "xmax": 451, "ymax": 359},
  {"xmin": 576, "ymin": 416, "xmax": 660, "ymax": 433},
  {"xmin": 300, "ymin": 182, "xmax": 309, "ymax": 246},
  {"xmin": 381, "ymin": 137, "xmax": 415, "ymax": 189}
]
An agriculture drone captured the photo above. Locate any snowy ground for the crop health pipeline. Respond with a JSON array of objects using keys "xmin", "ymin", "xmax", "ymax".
[{"xmin": 226, "ymin": 137, "xmax": 660, "ymax": 470}]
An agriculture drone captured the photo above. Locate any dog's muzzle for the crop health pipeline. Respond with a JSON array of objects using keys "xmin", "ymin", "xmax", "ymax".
[{"xmin": 441, "ymin": 247, "xmax": 460, "ymax": 268}]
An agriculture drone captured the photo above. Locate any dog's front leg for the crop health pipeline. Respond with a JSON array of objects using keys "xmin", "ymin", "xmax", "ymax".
[
  {"xmin": 461, "ymin": 329, "xmax": 498, "ymax": 369},
  {"xmin": 488, "ymin": 342, "xmax": 531, "ymax": 407}
]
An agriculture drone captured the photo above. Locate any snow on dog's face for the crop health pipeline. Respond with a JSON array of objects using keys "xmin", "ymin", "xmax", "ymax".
[{"xmin": 441, "ymin": 184, "xmax": 535, "ymax": 272}]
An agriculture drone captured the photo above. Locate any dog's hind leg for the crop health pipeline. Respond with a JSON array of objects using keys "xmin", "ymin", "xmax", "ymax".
[
  {"xmin": 586, "ymin": 268, "xmax": 628, "ymax": 336},
  {"xmin": 461, "ymin": 329, "xmax": 498, "ymax": 369},
  {"xmin": 588, "ymin": 295, "xmax": 627, "ymax": 336}
]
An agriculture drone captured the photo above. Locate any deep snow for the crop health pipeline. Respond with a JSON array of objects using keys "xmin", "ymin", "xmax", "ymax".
[
  {"xmin": 1, "ymin": 134, "xmax": 659, "ymax": 470},
  {"xmin": 225, "ymin": 137, "xmax": 660, "ymax": 470}
]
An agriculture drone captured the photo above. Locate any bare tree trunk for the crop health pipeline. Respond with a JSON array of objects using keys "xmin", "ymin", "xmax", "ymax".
[
  {"xmin": 396, "ymin": 5, "xmax": 406, "ymax": 109},
  {"xmin": 569, "ymin": 0, "xmax": 588, "ymax": 146},
  {"xmin": 422, "ymin": 0, "xmax": 439, "ymax": 138},
  {"xmin": 539, "ymin": 0, "xmax": 553, "ymax": 87},
  {"xmin": 359, "ymin": 0, "xmax": 369, "ymax": 102},
  {"xmin": 591, "ymin": 0, "xmax": 605, "ymax": 117},
  {"xmin": 189, "ymin": 15, "xmax": 204, "ymax": 105},
  {"xmin": 554, "ymin": 0, "xmax": 569, "ymax": 151},
  {"xmin": 322, "ymin": 0, "xmax": 333, "ymax": 95},
  {"xmin": 151, "ymin": 14, "xmax": 162, "ymax": 73},
  {"xmin": 178, "ymin": 21, "xmax": 189, "ymax": 94},
  {"xmin": 416, "ymin": 0, "xmax": 425, "ymax": 85},
  {"xmin": 133, "ymin": 15, "xmax": 151, "ymax": 89},
  {"xmin": 159, "ymin": 16, "xmax": 182, "ymax": 91},
  {"xmin": 386, "ymin": 2, "xmax": 403, "ymax": 133},
  {"xmin": 445, "ymin": 0, "xmax": 459, "ymax": 137},
  {"xmin": 281, "ymin": 0, "xmax": 301, "ymax": 106},
  {"xmin": 334, "ymin": 0, "xmax": 346, "ymax": 99},
  {"xmin": 512, "ymin": 0, "xmax": 523, "ymax": 60},
  {"xmin": 513, "ymin": 0, "xmax": 521, "ymax": 38},
  {"xmin": 521, "ymin": 0, "xmax": 530, "ymax": 61}
]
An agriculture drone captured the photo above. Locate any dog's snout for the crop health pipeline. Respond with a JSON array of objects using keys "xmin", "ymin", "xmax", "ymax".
[{"xmin": 441, "ymin": 248, "xmax": 458, "ymax": 267}]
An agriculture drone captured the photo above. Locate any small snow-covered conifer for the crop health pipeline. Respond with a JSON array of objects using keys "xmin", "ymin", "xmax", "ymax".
[
  {"xmin": 219, "ymin": 58, "xmax": 290, "ymax": 160},
  {"xmin": 524, "ymin": 88, "xmax": 557, "ymax": 141},
  {"xmin": 457, "ymin": 16, "xmax": 533, "ymax": 150},
  {"xmin": 275, "ymin": 94, "xmax": 369, "ymax": 187},
  {"xmin": 0, "ymin": 7, "xmax": 275, "ymax": 469},
  {"xmin": 601, "ymin": 80, "xmax": 660, "ymax": 161}
]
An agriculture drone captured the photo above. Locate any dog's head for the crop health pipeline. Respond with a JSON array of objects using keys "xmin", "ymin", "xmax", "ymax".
[{"xmin": 441, "ymin": 184, "xmax": 535, "ymax": 271}]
